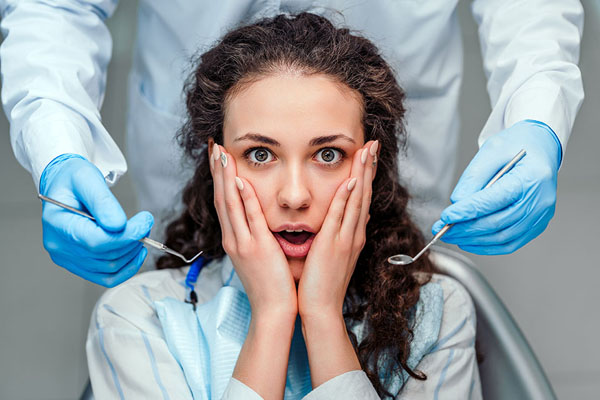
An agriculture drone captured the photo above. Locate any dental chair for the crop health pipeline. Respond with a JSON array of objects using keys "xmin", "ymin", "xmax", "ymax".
[
  {"xmin": 429, "ymin": 246, "xmax": 557, "ymax": 400},
  {"xmin": 79, "ymin": 246, "xmax": 557, "ymax": 400}
]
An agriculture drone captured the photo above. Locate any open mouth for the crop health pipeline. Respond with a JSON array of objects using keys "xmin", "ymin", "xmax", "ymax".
[{"xmin": 272, "ymin": 230, "xmax": 316, "ymax": 258}]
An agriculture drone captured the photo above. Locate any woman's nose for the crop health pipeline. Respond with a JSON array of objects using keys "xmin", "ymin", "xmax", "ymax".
[{"xmin": 277, "ymin": 169, "xmax": 311, "ymax": 210}]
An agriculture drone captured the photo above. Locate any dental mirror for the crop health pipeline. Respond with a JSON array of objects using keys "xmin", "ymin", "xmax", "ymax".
[{"xmin": 388, "ymin": 149, "xmax": 527, "ymax": 266}]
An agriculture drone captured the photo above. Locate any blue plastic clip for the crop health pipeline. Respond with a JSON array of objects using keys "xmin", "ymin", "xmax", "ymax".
[{"xmin": 185, "ymin": 256, "xmax": 207, "ymax": 310}]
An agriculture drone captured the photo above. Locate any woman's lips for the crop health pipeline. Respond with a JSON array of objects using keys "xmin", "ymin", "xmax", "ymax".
[{"xmin": 273, "ymin": 232, "xmax": 315, "ymax": 258}]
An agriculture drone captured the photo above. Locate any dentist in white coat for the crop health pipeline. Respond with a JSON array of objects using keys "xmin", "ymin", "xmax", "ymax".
[{"xmin": 0, "ymin": 0, "xmax": 584, "ymax": 286}]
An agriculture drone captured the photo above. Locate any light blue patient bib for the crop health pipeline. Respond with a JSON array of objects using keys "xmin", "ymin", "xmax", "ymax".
[{"xmin": 155, "ymin": 278, "xmax": 443, "ymax": 399}]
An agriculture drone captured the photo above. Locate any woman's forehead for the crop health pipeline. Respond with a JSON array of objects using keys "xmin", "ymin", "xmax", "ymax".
[{"xmin": 223, "ymin": 73, "xmax": 364, "ymax": 146}]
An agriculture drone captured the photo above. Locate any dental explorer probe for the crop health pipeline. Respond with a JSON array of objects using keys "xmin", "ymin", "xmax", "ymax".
[
  {"xmin": 388, "ymin": 149, "xmax": 527, "ymax": 266},
  {"xmin": 37, "ymin": 194, "xmax": 203, "ymax": 264}
]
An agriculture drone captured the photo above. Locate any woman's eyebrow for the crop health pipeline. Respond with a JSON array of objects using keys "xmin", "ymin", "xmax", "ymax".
[
  {"xmin": 233, "ymin": 132, "xmax": 356, "ymax": 146},
  {"xmin": 309, "ymin": 134, "xmax": 356, "ymax": 146}
]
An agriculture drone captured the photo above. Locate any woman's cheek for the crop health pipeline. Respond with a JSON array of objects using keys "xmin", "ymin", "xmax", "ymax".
[
  {"xmin": 241, "ymin": 171, "xmax": 277, "ymax": 219},
  {"xmin": 313, "ymin": 171, "xmax": 349, "ymax": 218}
]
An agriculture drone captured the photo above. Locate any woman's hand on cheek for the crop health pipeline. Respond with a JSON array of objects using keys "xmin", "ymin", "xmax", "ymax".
[
  {"xmin": 210, "ymin": 144, "xmax": 298, "ymax": 321},
  {"xmin": 297, "ymin": 140, "xmax": 379, "ymax": 321}
]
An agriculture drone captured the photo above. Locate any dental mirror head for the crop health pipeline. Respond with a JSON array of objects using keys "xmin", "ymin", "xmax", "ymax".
[{"xmin": 387, "ymin": 254, "xmax": 414, "ymax": 265}]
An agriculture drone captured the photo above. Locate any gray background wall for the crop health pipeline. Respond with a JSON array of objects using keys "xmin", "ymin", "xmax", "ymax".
[{"xmin": 1, "ymin": 1, "xmax": 598, "ymax": 399}]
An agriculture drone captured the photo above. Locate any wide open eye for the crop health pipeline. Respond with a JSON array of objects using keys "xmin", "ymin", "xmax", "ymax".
[
  {"xmin": 314, "ymin": 148, "xmax": 344, "ymax": 165},
  {"xmin": 245, "ymin": 147, "xmax": 275, "ymax": 165}
]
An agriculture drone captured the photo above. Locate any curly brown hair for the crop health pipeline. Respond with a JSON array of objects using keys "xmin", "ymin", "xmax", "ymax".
[{"xmin": 156, "ymin": 12, "xmax": 436, "ymax": 398}]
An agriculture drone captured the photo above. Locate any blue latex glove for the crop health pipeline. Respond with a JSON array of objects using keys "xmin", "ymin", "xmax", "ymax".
[
  {"xmin": 40, "ymin": 153, "xmax": 154, "ymax": 287},
  {"xmin": 432, "ymin": 120, "xmax": 561, "ymax": 255}
]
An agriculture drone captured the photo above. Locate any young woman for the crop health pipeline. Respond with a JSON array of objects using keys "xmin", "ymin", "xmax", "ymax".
[{"xmin": 87, "ymin": 13, "xmax": 481, "ymax": 400}]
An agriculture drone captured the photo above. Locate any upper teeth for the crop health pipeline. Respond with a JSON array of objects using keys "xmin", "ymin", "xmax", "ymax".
[{"xmin": 285, "ymin": 229, "xmax": 304, "ymax": 232}]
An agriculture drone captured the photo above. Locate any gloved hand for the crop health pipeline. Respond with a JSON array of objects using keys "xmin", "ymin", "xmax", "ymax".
[
  {"xmin": 432, "ymin": 120, "xmax": 561, "ymax": 255},
  {"xmin": 39, "ymin": 153, "xmax": 154, "ymax": 287}
]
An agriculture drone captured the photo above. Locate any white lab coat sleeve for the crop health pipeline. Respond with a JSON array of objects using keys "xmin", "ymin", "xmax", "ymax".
[
  {"xmin": 399, "ymin": 276, "xmax": 482, "ymax": 399},
  {"xmin": 472, "ymin": 0, "xmax": 584, "ymax": 156},
  {"xmin": 0, "ymin": 0, "xmax": 127, "ymax": 189}
]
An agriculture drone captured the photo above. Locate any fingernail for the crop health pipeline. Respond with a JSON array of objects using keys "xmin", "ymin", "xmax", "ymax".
[
  {"xmin": 369, "ymin": 140, "xmax": 379, "ymax": 156},
  {"xmin": 235, "ymin": 176, "xmax": 244, "ymax": 191},
  {"xmin": 361, "ymin": 148, "xmax": 368, "ymax": 164},
  {"xmin": 220, "ymin": 152, "xmax": 228, "ymax": 168},
  {"xmin": 372, "ymin": 155, "xmax": 377, "ymax": 166},
  {"xmin": 347, "ymin": 177, "xmax": 357, "ymax": 191},
  {"xmin": 213, "ymin": 143, "xmax": 221, "ymax": 162}
]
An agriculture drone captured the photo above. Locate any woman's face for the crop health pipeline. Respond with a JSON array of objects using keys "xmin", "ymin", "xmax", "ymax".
[{"xmin": 221, "ymin": 73, "xmax": 364, "ymax": 281}]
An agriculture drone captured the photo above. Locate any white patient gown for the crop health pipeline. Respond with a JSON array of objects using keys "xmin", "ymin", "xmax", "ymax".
[{"xmin": 86, "ymin": 256, "xmax": 481, "ymax": 399}]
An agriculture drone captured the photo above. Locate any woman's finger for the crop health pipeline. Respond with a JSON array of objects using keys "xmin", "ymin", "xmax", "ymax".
[
  {"xmin": 235, "ymin": 176, "xmax": 272, "ymax": 236},
  {"xmin": 340, "ymin": 142, "xmax": 370, "ymax": 237},
  {"xmin": 210, "ymin": 142, "xmax": 234, "ymax": 242},
  {"xmin": 357, "ymin": 140, "xmax": 378, "ymax": 231},
  {"xmin": 219, "ymin": 147, "xmax": 251, "ymax": 243},
  {"xmin": 318, "ymin": 176, "xmax": 356, "ymax": 236}
]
